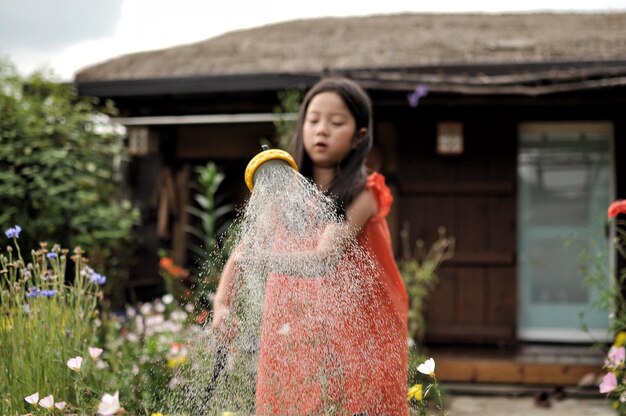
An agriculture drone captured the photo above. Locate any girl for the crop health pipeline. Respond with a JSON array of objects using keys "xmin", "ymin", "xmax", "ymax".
[{"xmin": 213, "ymin": 77, "xmax": 409, "ymax": 415}]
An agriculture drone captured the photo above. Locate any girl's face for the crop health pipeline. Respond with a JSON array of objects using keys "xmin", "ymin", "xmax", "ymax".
[{"xmin": 302, "ymin": 92, "xmax": 359, "ymax": 169}]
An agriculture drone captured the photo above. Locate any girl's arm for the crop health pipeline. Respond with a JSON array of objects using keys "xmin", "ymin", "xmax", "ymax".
[
  {"xmin": 211, "ymin": 245, "xmax": 242, "ymax": 334},
  {"xmin": 255, "ymin": 188, "xmax": 378, "ymax": 276}
]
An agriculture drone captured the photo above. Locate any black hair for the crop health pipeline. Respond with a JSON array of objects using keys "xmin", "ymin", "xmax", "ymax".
[{"xmin": 292, "ymin": 77, "xmax": 373, "ymax": 217}]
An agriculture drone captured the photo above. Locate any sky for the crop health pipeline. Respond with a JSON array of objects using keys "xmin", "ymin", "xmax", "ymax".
[{"xmin": 1, "ymin": 0, "xmax": 626, "ymax": 81}]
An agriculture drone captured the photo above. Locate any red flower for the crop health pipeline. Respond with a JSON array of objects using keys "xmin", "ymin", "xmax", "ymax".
[
  {"xmin": 159, "ymin": 256, "xmax": 190, "ymax": 279},
  {"xmin": 195, "ymin": 309, "xmax": 210, "ymax": 324},
  {"xmin": 608, "ymin": 200, "xmax": 626, "ymax": 219}
]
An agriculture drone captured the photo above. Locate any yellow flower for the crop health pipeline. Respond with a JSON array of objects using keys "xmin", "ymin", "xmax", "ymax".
[
  {"xmin": 167, "ymin": 355, "xmax": 188, "ymax": 369},
  {"xmin": 151, "ymin": 413, "xmax": 165, "ymax": 416},
  {"xmin": 614, "ymin": 331, "xmax": 626, "ymax": 347},
  {"xmin": 407, "ymin": 384, "xmax": 423, "ymax": 401},
  {"xmin": 222, "ymin": 412, "xmax": 236, "ymax": 416}
]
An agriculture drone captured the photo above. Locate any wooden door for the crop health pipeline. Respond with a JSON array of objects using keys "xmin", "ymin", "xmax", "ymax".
[{"xmin": 396, "ymin": 113, "xmax": 517, "ymax": 344}]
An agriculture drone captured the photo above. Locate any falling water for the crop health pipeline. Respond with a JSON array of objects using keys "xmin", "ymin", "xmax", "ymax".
[{"xmin": 166, "ymin": 159, "xmax": 404, "ymax": 415}]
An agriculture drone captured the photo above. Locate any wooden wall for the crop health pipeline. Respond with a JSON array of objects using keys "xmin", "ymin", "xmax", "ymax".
[{"xmin": 392, "ymin": 107, "xmax": 518, "ymax": 344}]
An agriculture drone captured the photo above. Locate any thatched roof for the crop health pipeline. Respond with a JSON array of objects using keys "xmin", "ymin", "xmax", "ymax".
[{"xmin": 75, "ymin": 13, "xmax": 626, "ymax": 82}]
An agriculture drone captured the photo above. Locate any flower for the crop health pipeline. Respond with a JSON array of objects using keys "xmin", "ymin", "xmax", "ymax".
[
  {"xmin": 600, "ymin": 372, "xmax": 618, "ymax": 393},
  {"xmin": 40, "ymin": 290, "xmax": 56, "ymax": 297},
  {"xmin": 151, "ymin": 413, "xmax": 164, "ymax": 416},
  {"xmin": 46, "ymin": 252, "xmax": 58, "ymax": 259},
  {"xmin": 606, "ymin": 346, "xmax": 626, "ymax": 369},
  {"xmin": 195, "ymin": 309, "xmax": 210, "ymax": 324},
  {"xmin": 38, "ymin": 395, "xmax": 54, "ymax": 410},
  {"xmin": 407, "ymin": 383, "xmax": 423, "ymax": 401},
  {"xmin": 5, "ymin": 225, "xmax": 22, "ymax": 239},
  {"xmin": 91, "ymin": 273, "xmax": 106, "ymax": 285},
  {"xmin": 615, "ymin": 331, "xmax": 626, "ymax": 347},
  {"xmin": 407, "ymin": 84, "xmax": 429, "ymax": 108},
  {"xmin": 167, "ymin": 343, "xmax": 188, "ymax": 369},
  {"xmin": 55, "ymin": 402, "xmax": 66, "ymax": 410},
  {"xmin": 67, "ymin": 356, "xmax": 83, "ymax": 372},
  {"xmin": 89, "ymin": 346, "xmax": 104, "ymax": 360},
  {"xmin": 26, "ymin": 287, "xmax": 39, "ymax": 298},
  {"xmin": 162, "ymin": 294, "xmax": 174, "ymax": 305},
  {"xmin": 97, "ymin": 391, "xmax": 122, "ymax": 415},
  {"xmin": 159, "ymin": 256, "xmax": 189, "ymax": 278},
  {"xmin": 417, "ymin": 357, "xmax": 436, "ymax": 377},
  {"xmin": 608, "ymin": 200, "xmax": 626, "ymax": 218},
  {"xmin": 24, "ymin": 392, "xmax": 39, "ymax": 405}
]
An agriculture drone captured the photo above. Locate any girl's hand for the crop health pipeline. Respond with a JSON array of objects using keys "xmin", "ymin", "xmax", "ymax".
[{"xmin": 211, "ymin": 306, "xmax": 238, "ymax": 342}]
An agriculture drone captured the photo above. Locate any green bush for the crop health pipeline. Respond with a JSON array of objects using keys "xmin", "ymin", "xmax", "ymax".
[{"xmin": 0, "ymin": 58, "xmax": 139, "ymax": 302}]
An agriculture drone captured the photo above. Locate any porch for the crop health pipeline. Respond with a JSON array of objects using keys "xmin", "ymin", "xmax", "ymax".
[{"xmin": 432, "ymin": 343, "xmax": 604, "ymax": 387}]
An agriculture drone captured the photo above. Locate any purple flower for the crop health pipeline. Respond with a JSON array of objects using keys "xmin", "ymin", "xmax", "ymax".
[
  {"xmin": 91, "ymin": 273, "xmax": 106, "ymax": 285},
  {"xmin": 40, "ymin": 290, "xmax": 57, "ymax": 297},
  {"xmin": 46, "ymin": 252, "xmax": 58, "ymax": 259},
  {"xmin": 26, "ymin": 287, "xmax": 40, "ymax": 298},
  {"xmin": 4, "ymin": 225, "xmax": 22, "ymax": 239},
  {"xmin": 407, "ymin": 84, "xmax": 429, "ymax": 108},
  {"xmin": 600, "ymin": 372, "xmax": 618, "ymax": 393},
  {"xmin": 606, "ymin": 346, "xmax": 626, "ymax": 369}
]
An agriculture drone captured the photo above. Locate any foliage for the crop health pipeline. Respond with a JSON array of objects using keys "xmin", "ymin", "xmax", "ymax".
[
  {"xmin": 184, "ymin": 162, "xmax": 235, "ymax": 302},
  {"xmin": 0, "ymin": 58, "xmax": 140, "ymax": 304},
  {"xmin": 408, "ymin": 357, "xmax": 448, "ymax": 416},
  {"xmin": 399, "ymin": 223, "xmax": 455, "ymax": 342},
  {"xmin": 594, "ymin": 200, "xmax": 626, "ymax": 412},
  {"xmin": 0, "ymin": 227, "xmax": 102, "ymax": 415},
  {"xmin": 272, "ymin": 89, "xmax": 302, "ymax": 151},
  {"xmin": 95, "ymin": 297, "xmax": 194, "ymax": 415}
]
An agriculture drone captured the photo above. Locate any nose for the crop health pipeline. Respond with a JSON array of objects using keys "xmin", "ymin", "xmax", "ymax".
[{"xmin": 315, "ymin": 120, "xmax": 330, "ymax": 137}]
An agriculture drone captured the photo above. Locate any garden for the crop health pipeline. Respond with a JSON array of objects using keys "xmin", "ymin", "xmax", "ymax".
[
  {"xmin": 1, "ymin": 57, "xmax": 625, "ymax": 415},
  {"xmin": 0, "ymin": 58, "xmax": 452, "ymax": 415}
]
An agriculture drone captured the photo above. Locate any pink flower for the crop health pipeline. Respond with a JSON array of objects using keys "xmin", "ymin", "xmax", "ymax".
[
  {"xmin": 606, "ymin": 346, "xmax": 626, "ymax": 369},
  {"xmin": 24, "ymin": 392, "xmax": 39, "ymax": 405},
  {"xmin": 600, "ymin": 372, "xmax": 618, "ymax": 393},
  {"xmin": 608, "ymin": 200, "xmax": 626, "ymax": 219}
]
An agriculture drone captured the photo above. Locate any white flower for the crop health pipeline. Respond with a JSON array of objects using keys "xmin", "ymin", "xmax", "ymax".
[
  {"xmin": 140, "ymin": 302, "xmax": 152, "ymax": 315},
  {"xmin": 184, "ymin": 303, "xmax": 194, "ymax": 313},
  {"xmin": 145, "ymin": 314, "xmax": 164, "ymax": 328},
  {"xmin": 125, "ymin": 306, "xmax": 137, "ymax": 318},
  {"xmin": 162, "ymin": 294, "xmax": 174, "ymax": 305},
  {"xmin": 134, "ymin": 316, "xmax": 144, "ymax": 334},
  {"xmin": 55, "ymin": 401, "xmax": 66, "ymax": 410},
  {"xmin": 97, "ymin": 391, "xmax": 121, "ymax": 415},
  {"xmin": 407, "ymin": 337, "xmax": 415, "ymax": 348},
  {"xmin": 277, "ymin": 323, "xmax": 291, "ymax": 336},
  {"xmin": 126, "ymin": 332, "xmax": 139, "ymax": 342},
  {"xmin": 38, "ymin": 395, "xmax": 54, "ymax": 410},
  {"xmin": 96, "ymin": 360, "xmax": 108, "ymax": 369},
  {"xmin": 89, "ymin": 347, "xmax": 104, "ymax": 360},
  {"xmin": 171, "ymin": 311, "xmax": 188, "ymax": 322},
  {"xmin": 24, "ymin": 392, "xmax": 39, "ymax": 404},
  {"xmin": 67, "ymin": 356, "xmax": 83, "ymax": 372},
  {"xmin": 94, "ymin": 318, "xmax": 102, "ymax": 328},
  {"xmin": 132, "ymin": 364, "xmax": 140, "ymax": 375},
  {"xmin": 417, "ymin": 358, "xmax": 436, "ymax": 376}
]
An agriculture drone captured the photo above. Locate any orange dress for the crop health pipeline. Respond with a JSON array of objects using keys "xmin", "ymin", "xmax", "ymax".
[{"xmin": 255, "ymin": 173, "xmax": 409, "ymax": 416}]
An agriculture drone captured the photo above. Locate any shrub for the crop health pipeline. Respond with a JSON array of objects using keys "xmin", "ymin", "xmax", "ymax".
[{"xmin": 0, "ymin": 58, "xmax": 139, "ymax": 304}]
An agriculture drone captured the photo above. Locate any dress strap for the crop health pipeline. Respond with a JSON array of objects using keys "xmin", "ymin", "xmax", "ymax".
[{"xmin": 366, "ymin": 172, "xmax": 393, "ymax": 221}]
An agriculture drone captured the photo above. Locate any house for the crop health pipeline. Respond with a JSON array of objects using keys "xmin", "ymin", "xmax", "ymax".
[{"xmin": 75, "ymin": 12, "xmax": 626, "ymax": 385}]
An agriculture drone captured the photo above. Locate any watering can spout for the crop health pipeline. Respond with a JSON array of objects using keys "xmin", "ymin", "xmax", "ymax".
[{"xmin": 244, "ymin": 146, "xmax": 298, "ymax": 192}]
